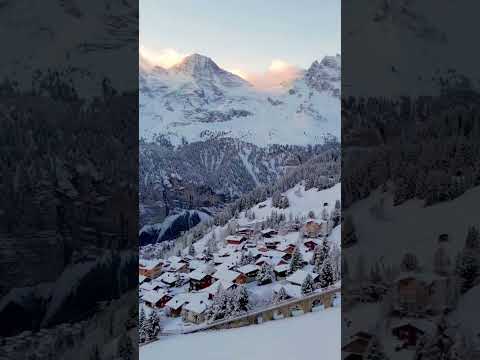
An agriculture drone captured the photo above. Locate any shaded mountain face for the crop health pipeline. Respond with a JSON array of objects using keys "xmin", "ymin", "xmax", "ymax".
[{"xmin": 139, "ymin": 54, "xmax": 341, "ymax": 146}]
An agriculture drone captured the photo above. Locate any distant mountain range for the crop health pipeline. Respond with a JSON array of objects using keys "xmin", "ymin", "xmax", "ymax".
[{"xmin": 140, "ymin": 53, "xmax": 340, "ymax": 146}]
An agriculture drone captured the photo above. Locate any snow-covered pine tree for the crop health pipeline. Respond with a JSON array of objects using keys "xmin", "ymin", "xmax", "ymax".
[
  {"xmin": 234, "ymin": 285, "xmax": 250, "ymax": 314},
  {"xmin": 188, "ymin": 243, "xmax": 196, "ymax": 257},
  {"xmin": 320, "ymin": 257, "xmax": 334, "ymax": 288},
  {"xmin": 117, "ymin": 333, "xmax": 134, "ymax": 360},
  {"xmin": 455, "ymin": 249, "xmax": 479, "ymax": 293},
  {"xmin": 206, "ymin": 284, "xmax": 227, "ymax": 321},
  {"xmin": 308, "ymin": 210, "xmax": 316, "ymax": 219},
  {"xmin": 301, "ymin": 273, "xmax": 315, "ymax": 294},
  {"xmin": 321, "ymin": 207, "xmax": 329, "ymax": 221},
  {"xmin": 273, "ymin": 286, "xmax": 289, "ymax": 303},
  {"xmin": 139, "ymin": 307, "xmax": 147, "ymax": 343},
  {"xmin": 289, "ymin": 246, "xmax": 304, "ymax": 273},
  {"xmin": 465, "ymin": 225, "xmax": 480, "ymax": 251},
  {"xmin": 256, "ymin": 263, "xmax": 274, "ymax": 285},
  {"xmin": 145, "ymin": 311, "xmax": 161, "ymax": 341}
]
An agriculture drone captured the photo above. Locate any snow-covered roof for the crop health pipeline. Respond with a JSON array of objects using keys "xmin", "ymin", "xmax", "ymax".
[
  {"xmin": 395, "ymin": 271, "xmax": 443, "ymax": 284},
  {"xmin": 188, "ymin": 269, "xmax": 209, "ymax": 281},
  {"xmin": 215, "ymin": 262, "xmax": 235, "ymax": 273},
  {"xmin": 277, "ymin": 243, "xmax": 295, "ymax": 252},
  {"xmin": 159, "ymin": 272, "xmax": 178, "ymax": 284},
  {"xmin": 237, "ymin": 264, "xmax": 260, "ymax": 275},
  {"xmin": 142, "ymin": 289, "xmax": 169, "ymax": 304},
  {"xmin": 189, "ymin": 260, "xmax": 206, "ymax": 270},
  {"xmin": 167, "ymin": 256, "xmax": 184, "ymax": 265},
  {"xmin": 139, "ymin": 275, "xmax": 147, "ymax": 284},
  {"xmin": 274, "ymin": 264, "xmax": 289, "ymax": 273},
  {"xmin": 261, "ymin": 228, "xmax": 277, "ymax": 234},
  {"xmin": 200, "ymin": 280, "xmax": 235, "ymax": 295},
  {"xmin": 213, "ymin": 269, "xmax": 242, "ymax": 283},
  {"xmin": 183, "ymin": 293, "xmax": 211, "ymax": 314},
  {"xmin": 286, "ymin": 270, "xmax": 318, "ymax": 286},
  {"xmin": 139, "ymin": 280, "xmax": 165, "ymax": 292},
  {"xmin": 255, "ymin": 257, "xmax": 272, "ymax": 266},
  {"xmin": 165, "ymin": 293, "xmax": 189, "ymax": 310},
  {"xmin": 225, "ymin": 235, "xmax": 246, "ymax": 242},
  {"xmin": 390, "ymin": 318, "xmax": 436, "ymax": 335},
  {"xmin": 140, "ymin": 259, "xmax": 163, "ymax": 271},
  {"xmin": 170, "ymin": 262, "xmax": 187, "ymax": 271}
]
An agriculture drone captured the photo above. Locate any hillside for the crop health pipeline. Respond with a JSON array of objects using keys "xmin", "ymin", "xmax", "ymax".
[{"xmin": 140, "ymin": 306, "xmax": 340, "ymax": 360}]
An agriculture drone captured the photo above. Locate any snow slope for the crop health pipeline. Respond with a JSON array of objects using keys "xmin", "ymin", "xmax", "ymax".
[
  {"xmin": 140, "ymin": 306, "xmax": 340, "ymax": 360},
  {"xmin": 344, "ymin": 184, "xmax": 480, "ymax": 270},
  {"xmin": 140, "ymin": 54, "xmax": 340, "ymax": 146}
]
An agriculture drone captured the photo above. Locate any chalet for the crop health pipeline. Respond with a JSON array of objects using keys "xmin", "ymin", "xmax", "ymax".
[
  {"xmin": 201, "ymin": 280, "xmax": 237, "ymax": 299},
  {"xmin": 142, "ymin": 289, "xmax": 171, "ymax": 309},
  {"xmin": 303, "ymin": 220, "xmax": 327, "ymax": 238},
  {"xmin": 237, "ymin": 264, "xmax": 260, "ymax": 282},
  {"xmin": 393, "ymin": 272, "xmax": 453, "ymax": 315},
  {"xmin": 139, "ymin": 280, "xmax": 164, "ymax": 293},
  {"xmin": 277, "ymin": 243, "xmax": 296, "ymax": 255},
  {"xmin": 286, "ymin": 270, "xmax": 319, "ymax": 286},
  {"xmin": 165, "ymin": 294, "xmax": 188, "ymax": 317},
  {"xmin": 264, "ymin": 238, "xmax": 280, "ymax": 249},
  {"xmin": 212, "ymin": 269, "xmax": 247, "ymax": 285},
  {"xmin": 168, "ymin": 261, "xmax": 189, "ymax": 273},
  {"xmin": 341, "ymin": 332, "xmax": 373, "ymax": 360},
  {"xmin": 158, "ymin": 272, "xmax": 179, "ymax": 287},
  {"xmin": 391, "ymin": 320, "xmax": 434, "ymax": 348},
  {"xmin": 188, "ymin": 269, "xmax": 213, "ymax": 291},
  {"xmin": 304, "ymin": 238, "xmax": 322, "ymax": 251},
  {"xmin": 274, "ymin": 264, "xmax": 289, "ymax": 279},
  {"xmin": 226, "ymin": 235, "xmax": 247, "ymax": 245},
  {"xmin": 139, "ymin": 260, "xmax": 163, "ymax": 279},
  {"xmin": 258, "ymin": 203, "xmax": 267, "ymax": 208},
  {"xmin": 181, "ymin": 293, "xmax": 211, "ymax": 324},
  {"xmin": 236, "ymin": 227, "xmax": 255, "ymax": 237},
  {"xmin": 261, "ymin": 228, "xmax": 278, "ymax": 238}
]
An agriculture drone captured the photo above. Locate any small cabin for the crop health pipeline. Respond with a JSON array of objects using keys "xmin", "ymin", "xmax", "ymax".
[
  {"xmin": 139, "ymin": 260, "xmax": 163, "ymax": 279},
  {"xmin": 261, "ymin": 229, "xmax": 278, "ymax": 238},
  {"xmin": 237, "ymin": 264, "xmax": 260, "ymax": 282},
  {"xmin": 188, "ymin": 270, "xmax": 213, "ymax": 291},
  {"xmin": 142, "ymin": 290, "xmax": 171, "ymax": 309}
]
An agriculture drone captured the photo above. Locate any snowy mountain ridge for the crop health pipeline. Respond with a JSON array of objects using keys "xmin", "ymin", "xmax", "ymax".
[{"xmin": 140, "ymin": 54, "xmax": 340, "ymax": 146}]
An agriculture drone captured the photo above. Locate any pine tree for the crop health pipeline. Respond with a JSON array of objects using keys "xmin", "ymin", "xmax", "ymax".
[
  {"xmin": 188, "ymin": 243, "xmax": 196, "ymax": 257},
  {"xmin": 273, "ymin": 286, "xmax": 289, "ymax": 303},
  {"xmin": 321, "ymin": 207, "xmax": 329, "ymax": 221},
  {"xmin": 234, "ymin": 285, "xmax": 250, "ymax": 313},
  {"xmin": 139, "ymin": 307, "xmax": 147, "ymax": 343},
  {"xmin": 465, "ymin": 225, "xmax": 480, "ymax": 251},
  {"xmin": 117, "ymin": 333, "xmax": 134, "ymax": 360},
  {"xmin": 320, "ymin": 257, "xmax": 334, "ymax": 288},
  {"xmin": 145, "ymin": 311, "xmax": 161, "ymax": 341},
  {"xmin": 301, "ymin": 273, "xmax": 315, "ymax": 294},
  {"xmin": 289, "ymin": 246, "xmax": 304, "ymax": 273},
  {"xmin": 455, "ymin": 249, "xmax": 479, "ymax": 293},
  {"xmin": 256, "ymin": 263, "xmax": 274, "ymax": 285}
]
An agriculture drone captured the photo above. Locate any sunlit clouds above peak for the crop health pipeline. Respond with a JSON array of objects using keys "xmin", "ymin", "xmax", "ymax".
[{"xmin": 139, "ymin": 45, "xmax": 186, "ymax": 69}]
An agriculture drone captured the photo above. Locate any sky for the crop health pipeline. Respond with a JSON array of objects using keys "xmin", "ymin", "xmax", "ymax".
[{"xmin": 140, "ymin": 0, "xmax": 340, "ymax": 88}]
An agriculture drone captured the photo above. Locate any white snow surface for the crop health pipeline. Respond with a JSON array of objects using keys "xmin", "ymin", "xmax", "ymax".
[{"xmin": 141, "ymin": 306, "xmax": 340, "ymax": 360}]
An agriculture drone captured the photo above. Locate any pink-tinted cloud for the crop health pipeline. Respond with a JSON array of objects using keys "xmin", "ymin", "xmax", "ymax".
[
  {"xmin": 139, "ymin": 45, "xmax": 186, "ymax": 69},
  {"xmin": 236, "ymin": 59, "xmax": 302, "ymax": 90}
]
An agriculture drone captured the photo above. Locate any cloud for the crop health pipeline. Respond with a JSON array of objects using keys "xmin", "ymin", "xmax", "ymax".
[
  {"xmin": 240, "ymin": 59, "xmax": 302, "ymax": 90},
  {"xmin": 139, "ymin": 45, "xmax": 186, "ymax": 68}
]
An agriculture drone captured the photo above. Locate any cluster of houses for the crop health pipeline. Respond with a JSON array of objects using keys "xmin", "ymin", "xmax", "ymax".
[
  {"xmin": 139, "ymin": 217, "xmax": 331, "ymax": 325},
  {"xmin": 342, "ymin": 236, "xmax": 461, "ymax": 359}
]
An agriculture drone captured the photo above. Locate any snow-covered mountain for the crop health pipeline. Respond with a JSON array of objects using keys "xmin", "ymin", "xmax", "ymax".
[
  {"xmin": 343, "ymin": 0, "xmax": 480, "ymax": 96},
  {"xmin": 140, "ymin": 54, "xmax": 340, "ymax": 146}
]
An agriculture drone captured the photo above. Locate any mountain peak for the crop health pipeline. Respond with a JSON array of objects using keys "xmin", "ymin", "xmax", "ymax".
[
  {"xmin": 172, "ymin": 53, "xmax": 220, "ymax": 76},
  {"xmin": 172, "ymin": 53, "xmax": 249, "ymax": 88}
]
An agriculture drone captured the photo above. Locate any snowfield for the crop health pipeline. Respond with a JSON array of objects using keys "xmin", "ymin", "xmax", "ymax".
[{"xmin": 141, "ymin": 306, "xmax": 340, "ymax": 360}]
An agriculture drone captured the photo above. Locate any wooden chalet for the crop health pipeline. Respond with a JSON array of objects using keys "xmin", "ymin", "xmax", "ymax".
[
  {"xmin": 139, "ymin": 260, "xmax": 163, "ymax": 279},
  {"xmin": 142, "ymin": 290, "xmax": 171, "ymax": 309},
  {"xmin": 237, "ymin": 264, "xmax": 260, "ymax": 282},
  {"xmin": 225, "ymin": 235, "xmax": 247, "ymax": 245},
  {"xmin": 303, "ymin": 220, "xmax": 327, "ymax": 238},
  {"xmin": 261, "ymin": 228, "xmax": 278, "ymax": 238},
  {"xmin": 188, "ymin": 269, "xmax": 213, "ymax": 291}
]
